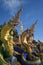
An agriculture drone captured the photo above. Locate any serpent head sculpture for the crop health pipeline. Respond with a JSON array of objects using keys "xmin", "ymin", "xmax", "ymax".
[{"xmin": 0, "ymin": 7, "xmax": 22, "ymax": 65}]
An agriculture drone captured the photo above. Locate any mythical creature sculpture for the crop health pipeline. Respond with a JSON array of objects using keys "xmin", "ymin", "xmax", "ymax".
[
  {"xmin": 0, "ymin": 23, "xmax": 14, "ymax": 65},
  {"xmin": 0, "ymin": 7, "xmax": 22, "ymax": 65},
  {"xmin": 21, "ymin": 21, "xmax": 37, "ymax": 44},
  {"xmin": 20, "ymin": 21, "xmax": 37, "ymax": 51},
  {"xmin": 20, "ymin": 22, "xmax": 41, "ymax": 65}
]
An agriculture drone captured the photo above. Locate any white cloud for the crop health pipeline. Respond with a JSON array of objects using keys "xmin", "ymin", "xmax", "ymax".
[
  {"xmin": 2, "ymin": 0, "xmax": 28, "ymax": 15},
  {"xmin": 2, "ymin": 0, "xmax": 22, "ymax": 15},
  {"xmin": 3, "ymin": 0, "xmax": 20, "ymax": 9}
]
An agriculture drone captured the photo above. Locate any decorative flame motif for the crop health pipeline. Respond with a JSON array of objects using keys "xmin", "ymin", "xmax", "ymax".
[
  {"xmin": 10, "ymin": 7, "xmax": 22, "ymax": 26},
  {"xmin": 29, "ymin": 20, "xmax": 37, "ymax": 34}
]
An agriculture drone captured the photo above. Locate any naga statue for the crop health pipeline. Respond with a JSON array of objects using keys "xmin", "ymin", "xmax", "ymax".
[
  {"xmin": 0, "ymin": 23, "xmax": 13, "ymax": 65},
  {"xmin": 19, "ymin": 21, "xmax": 41, "ymax": 65},
  {"xmin": 0, "ymin": 7, "xmax": 22, "ymax": 65},
  {"xmin": 21, "ymin": 21, "xmax": 37, "ymax": 49},
  {"xmin": 14, "ymin": 20, "xmax": 41, "ymax": 65}
]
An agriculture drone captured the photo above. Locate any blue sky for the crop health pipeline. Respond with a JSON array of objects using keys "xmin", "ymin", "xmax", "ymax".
[{"xmin": 0, "ymin": 0, "xmax": 43, "ymax": 41}]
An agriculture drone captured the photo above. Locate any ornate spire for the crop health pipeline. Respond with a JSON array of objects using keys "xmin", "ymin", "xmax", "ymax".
[
  {"xmin": 28, "ymin": 20, "xmax": 37, "ymax": 34},
  {"xmin": 10, "ymin": 7, "xmax": 22, "ymax": 26},
  {"xmin": 21, "ymin": 20, "xmax": 37, "ymax": 41}
]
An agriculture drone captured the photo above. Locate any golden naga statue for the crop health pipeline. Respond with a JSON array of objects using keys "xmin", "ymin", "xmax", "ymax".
[
  {"xmin": 21, "ymin": 20, "xmax": 37, "ymax": 44},
  {"xmin": 16, "ymin": 20, "xmax": 38, "ymax": 54},
  {"xmin": 0, "ymin": 7, "xmax": 22, "ymax": 65}
]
